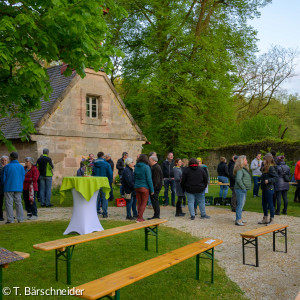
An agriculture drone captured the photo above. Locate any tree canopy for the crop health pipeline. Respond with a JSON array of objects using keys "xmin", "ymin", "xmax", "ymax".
[
  {"xmin": 107, "ymin": 0, "xmax": 273, "ymax": 156},
  {"xmin": 0, "ymin": 0, "xmax": 126, "ymax": 147}
]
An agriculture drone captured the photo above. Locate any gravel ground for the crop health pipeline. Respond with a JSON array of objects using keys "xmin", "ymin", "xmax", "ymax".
[{"xmin": 1, "ymin": 205, "xmax": 299, "ymax": 300}]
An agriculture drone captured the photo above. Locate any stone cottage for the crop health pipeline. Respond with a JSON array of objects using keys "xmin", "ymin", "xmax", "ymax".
[{"xmin": 0, "ymin": 65, "xmax": 147, "ymax": 185}]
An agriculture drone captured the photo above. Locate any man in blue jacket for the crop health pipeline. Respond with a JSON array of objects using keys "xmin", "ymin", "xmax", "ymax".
[
  {"xmin": 1, "ymin": 152, "xmax": 25, "ymax": 224},
  {"xmin": 93, "ymin": 152, "xmax": 113, "ymax": 218}
]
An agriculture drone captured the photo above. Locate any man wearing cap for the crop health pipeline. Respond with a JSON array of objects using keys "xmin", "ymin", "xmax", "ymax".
[
  {"xmin": 37, "ymin": 148, "xmax": 54, "ymax": 207},
  {"xmin": 228, "ymin": 155, "xmax": 238, "ymax": 212},
  {"xmin": 105, "ymin": 154, "xmax": 114, "ymax": 201},
  {"xmin": 116, "ymin": 152, "xmax": 128, "ymax": 196},
  {"xmin": 1, "ymin": 152, "xmax": 25, "ymax": 224}
]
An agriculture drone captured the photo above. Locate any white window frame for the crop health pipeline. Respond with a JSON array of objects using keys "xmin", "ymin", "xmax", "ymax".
[{"xmin": 86, "ymin": 96, "xmax": 99, "ymax": 119}]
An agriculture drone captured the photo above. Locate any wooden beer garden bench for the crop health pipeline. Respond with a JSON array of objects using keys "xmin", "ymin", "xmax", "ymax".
[
  {"xmin": 240, "ymin": 224, "xmax": 288, "ymax": 267},
  {"xmin": 73, "ymin": 238, "xmax": 223, "ymax": 300},
  {"xmin": 33, "ymin": 219, "xmax": 167, "ymax": 284},
  {"xmin": 0, "ymin": 249, "xmax": 30, "ymax": 300}
]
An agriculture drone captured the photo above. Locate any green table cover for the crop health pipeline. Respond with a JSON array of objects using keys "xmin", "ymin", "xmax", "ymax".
[{"xmin": 60, "ymin": 177, "xmax": 110, "ymax": 203}]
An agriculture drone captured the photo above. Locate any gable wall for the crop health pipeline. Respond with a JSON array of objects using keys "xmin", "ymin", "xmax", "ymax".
[{"xmin": 36, "ymin": 70, "xmax": 144, "ymax": 141}]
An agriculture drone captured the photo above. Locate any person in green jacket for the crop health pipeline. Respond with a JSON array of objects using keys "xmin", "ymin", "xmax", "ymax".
[
  {"xmin": 134, "ymin": 154, "xmax": 154, "ymax": 222},
  {"xmin": 233, "ymin": 155, "xmax": 252, "ymax": 226}
]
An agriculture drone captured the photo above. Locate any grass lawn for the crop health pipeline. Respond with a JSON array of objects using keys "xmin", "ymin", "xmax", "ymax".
[
  {"xmin": 0, "ymin": 221, "xmax": 246, "ymax": 300},
  {"xmin": 50, "ymin": 183, "xmax": 300, "ymax": 217}
]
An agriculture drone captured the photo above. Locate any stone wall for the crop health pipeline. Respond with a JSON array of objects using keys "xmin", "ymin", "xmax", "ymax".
[
  {"xmin": 198, "ymin": 140, "xmax": 300, "ymax": 176},
  {"xmin": 0, "ymin": 140, "xmax": 37, "ymax": 164}
]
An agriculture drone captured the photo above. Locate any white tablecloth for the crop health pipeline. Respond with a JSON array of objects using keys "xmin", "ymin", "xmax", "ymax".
[{"xmin": 63, "ymin": 189, "xmax": 104, "ymax": 235}]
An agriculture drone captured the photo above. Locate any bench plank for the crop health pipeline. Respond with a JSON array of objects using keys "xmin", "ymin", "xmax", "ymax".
[
  {"xmin": 240, "ymin": 224, "xmax": 288, "ymax": 239},
  {"xmin": 74, "ymin": 238, "xmax": 223, "ymax": 300},
  {"xmin": 13, "ymin": 252, "xmax": 30, "ymax": 259},
  {"xmin": 33, "ymin": 219, "xmax": 167, "ymax": 251}
]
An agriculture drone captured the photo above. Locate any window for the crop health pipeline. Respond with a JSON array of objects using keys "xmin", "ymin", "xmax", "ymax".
[{"xmin": 86, "ymin": 96, "xmax": 98, "ymax": 118}]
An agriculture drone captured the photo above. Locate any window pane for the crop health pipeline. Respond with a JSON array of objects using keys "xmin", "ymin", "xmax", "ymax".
[
  {"xmin": 92, "ymin": 111, "xmax": 97, "ymax": 118},
  {"xmin": 92, "ymin": 98, "xmax": 97, "ymax": 105},
  {"xmin": 92, "ymin": 104, "xmax": 97, "ymax": 111}
]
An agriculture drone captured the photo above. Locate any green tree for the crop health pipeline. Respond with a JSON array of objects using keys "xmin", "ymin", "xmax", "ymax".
[
  {"xmin": 108, "ymin": 0, "xmax": 271, "ymax": 156},
  {"xmin": 0, "ymin": 0, "xmax": 126, "ymax": 148}
]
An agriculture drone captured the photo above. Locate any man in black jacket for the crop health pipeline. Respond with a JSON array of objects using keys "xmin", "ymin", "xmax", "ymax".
[
  {"xmin": 162, "ymin": 152, "xmax": 175, "ymax": 206},
  {"xmin": 116, "ymin": 152, "xmax": 128, "ymax": 196},
  {"xmin": 105, "ymin": 154, "xmax": 114, "ymax": 201},
  {"xmin": 228, "ymin": 155, "xmax": 238, "ymax": 212},
  {"xmin": 149, "ymin": 156, "xmax": 163, "ymax": 219},
  {"xmin": 36, "ymin": 148, "xmax": 54, "ymax": 207},
  {"xmin": 181, "ymin": 158, "xmax": 210, "ymax": 220}
]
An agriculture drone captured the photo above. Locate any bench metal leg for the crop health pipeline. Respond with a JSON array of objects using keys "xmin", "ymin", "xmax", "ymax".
[
  {"xmin": 196, "ymin": 248, "xmax": 215, "ymax": 283},
  {"xmin": 144, "ymin": 225, "xmax": 159, "ymax": 253},
  {"xmin": 242, "ymin": 237, "xmax": 258, "ymax": 267},
  {"xmin": 55, "ymin": 245, "xmax": 75, "ymax": 284},
  {"xmin": 115, "ymin": 290, "xmax": 120, "ymax": 300},
  {"xmin": 273, "ymin": 228, "xmax": 288, "ymax": 253}
]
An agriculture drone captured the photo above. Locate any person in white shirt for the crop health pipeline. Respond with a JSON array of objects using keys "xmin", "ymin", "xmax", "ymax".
[{"xmin": 250, "ymin": 153, "xmax": 262, "ymax": 197}]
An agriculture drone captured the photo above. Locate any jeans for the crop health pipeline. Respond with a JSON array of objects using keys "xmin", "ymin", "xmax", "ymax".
[
  {"xmin": 39, "ymin": 176, "xmax": 52, "ymax": 206},
  {"xmin": 253, "ymin": 176, "xmax": 261, "ymax": 196},
  {"xmin": 218, "ymin": 176, "xmax": 229, "ymax": 198},
  {"xmin": 126, "ymin": 194, "xmax": 138, "ymax": 218},
  {"xmin": 135, "ymin": 187, "xmax": 149, "ymax": 221},
  {"xmin": 164, "ymin": 179, "xmax": 175, "ymax": 205},
  {"xmin": 262, "ymin": 189, "xmax": 275, "ymax": 218},
  {"xmin": 97, "ymin": 189, "xmax": 108, "ymax": 216},
  {"xmin": 235, "ymin": 189, "xmax": 247, "ymax": 221},
  {"xmin": 186, "ymin": 191, "xmax": 206, "ymax": 217},
  {"xmin": 276, "ymin": 190, "xmax": 288, "ymax": 213},
  {"xmin": 4, "ymin": 192, "xmax": 24, "ymax": 223},
  {"xmin": 23, "ymin": 190, "xmax": 38, "ymax": 217}
]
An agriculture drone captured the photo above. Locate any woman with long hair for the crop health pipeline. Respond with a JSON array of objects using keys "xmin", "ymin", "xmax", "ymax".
[
  {"xmin": 134, "ymin": 154, "xmax": 154, "ymax": 222},
  {"xmin": 233, "ymin": 155, "xmax": 252, "ymax": 226},
  {"xmin": 173, "ymin": 158, "xmax": 185, "ymax": 217},
  {"xmin": 258, "ymin": 155, "xmax": 278, "ymax": 225}
]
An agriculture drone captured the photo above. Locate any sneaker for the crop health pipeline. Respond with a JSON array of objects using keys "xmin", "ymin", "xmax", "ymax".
[
  {"xmin": 41, "ymin": 204, "xmax": 45, "ymax": 207},
  {"xmin": 27, "ymin": 215, "xmax": 32, "ymax": 220},
  {"xmin": 29, "ymin": 216, "xmax": 38, "ymax": 220},
  {"xmin": 231, "ymin": 209, "xmax": 236, "ymax": 212},
  {"xmin": 103, "ymin": 214, "xmax": 108, "ymax": 218},
  {"xmin": 46, "ymin": 204, "xmax": 54, "ymax": 207},
  {"xmin": 126, "ymin": 216, "xmax": 134, "ymax": 220},
  {"xmin": 97, "ymin": 210, "xmax": 102, "ymax": 215},
  {"xmin": 136, "ymin": 218, "xmax": 145, "ymax": 222},
  {"xmin": 133, "ymin": 215, "xmax": 138, "ymax": 219},
  {"xmin": 235, "ymin": 220, "xmax": 245, "ymax": 226},
  {"xmin": 282, "ymin": 211, "xmax": 287, "ymax": 215},
  {"xmin": 275, "ymin": 211, "xmax": 280, "ymax": 216},
  {"xmin": 190, "ymin": 216, "xmax": 195, "ymax": 220},
  {"xmin": 242, "ymin": 220, "xmax": 247, "ymax": 224},
  {"xmin": 0, "ymin": 217, "xmax": 4, "ymax": 221},
  {"xmin": 175, "ymin": 213, "xmax": 186, "ymax": 217},
  {"xmin": 5, "ymin": 221, "xmax": 14, "ymax": 224},
  {"xmin": 200, "ymin": 215, "xmax": 211, "ymax": 219}
]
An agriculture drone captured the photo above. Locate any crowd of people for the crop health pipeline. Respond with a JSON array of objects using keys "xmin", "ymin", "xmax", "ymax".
[
  {"xmin": 1, "ymin": 148, "xmax": 299, "ymax": 226},
  {"xmin": 0, "ymin": 149, "xmax": 54, "ymax": 224},
  {"xmin": 217, "ymin": 151, "xmax": 300, "ymax": 225}
]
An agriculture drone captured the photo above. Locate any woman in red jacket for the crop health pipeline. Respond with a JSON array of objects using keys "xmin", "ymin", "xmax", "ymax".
[{"xmin": 23, "ymin": 157, "xmax": 40, "ymax": 220}]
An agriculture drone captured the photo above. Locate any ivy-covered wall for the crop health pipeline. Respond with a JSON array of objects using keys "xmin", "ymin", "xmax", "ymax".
[{"xmin": 198, "ymin": 139, "xmax": 300, "ymax": 176}]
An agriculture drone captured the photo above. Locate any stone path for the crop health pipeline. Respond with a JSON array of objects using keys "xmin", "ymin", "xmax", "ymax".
[{"xmin": 1, "ymin": 205, "xmax": 299, "ymax": 300}]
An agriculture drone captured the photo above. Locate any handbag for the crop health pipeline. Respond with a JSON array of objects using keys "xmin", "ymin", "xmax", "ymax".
[
  {"xmin": 280, "ymin": 165, "xmax": 290, "ymax": 182},
  {"xmin": 124, "ymin": 192, "xmax": 132, "ymax": 200},
  {"xmin": 29, "ymin": 180, "xmax": 34, "ymax": 204}
]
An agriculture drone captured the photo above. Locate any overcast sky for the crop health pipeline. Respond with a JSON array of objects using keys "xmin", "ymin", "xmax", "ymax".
[{"xmin": 249, "ymin": 0, "xmax": 300, "ymax": 95}]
